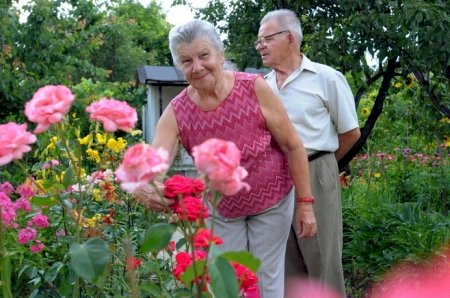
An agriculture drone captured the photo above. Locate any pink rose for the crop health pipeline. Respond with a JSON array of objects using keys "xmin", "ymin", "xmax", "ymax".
[
  {"xmin": 115, "ymin": 144, "xmax": 169, "ymax": 193},
  {"xmin": 85, "ymin": 98, "xmax": 138, "ymax": 132},
  {"xmin": 25, "ymin": 85, "xmax": 75, "ymax": 134},
  {"xmin": 192, "ymin": 138, "xmax": 250, "ymax": 195},
  {"xmin": 0, "ymin": 122, "xmax": 37, "ymax": 166}
]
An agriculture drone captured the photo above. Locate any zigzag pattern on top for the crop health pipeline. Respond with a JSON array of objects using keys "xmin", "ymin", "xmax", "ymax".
[{"xmin": 172, "ymin": 72, "xmax": 293, "ymax": 218}]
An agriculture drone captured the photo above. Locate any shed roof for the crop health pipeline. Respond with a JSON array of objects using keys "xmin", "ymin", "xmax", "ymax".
[
  {"xmin": 137, "ymin": 66, "xmax": 272, "ymax": 86},
  {"xmin": 137, "ymin": 66, "xmax": 187, "ymax": 86}
]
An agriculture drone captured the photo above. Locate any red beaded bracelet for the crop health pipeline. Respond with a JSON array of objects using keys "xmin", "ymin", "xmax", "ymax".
[{"xmin": 297, "ymin": 197, "xmax": 315, "ymax": 204}]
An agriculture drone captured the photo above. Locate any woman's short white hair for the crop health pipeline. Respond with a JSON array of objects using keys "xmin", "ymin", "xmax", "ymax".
[
  {"xmin": 169, "ymin": 19, "xmax": 225, "ymax": 67},
  {"xmin": 260, "ymin": 9, "xmax": 303, "ymax": 50}
]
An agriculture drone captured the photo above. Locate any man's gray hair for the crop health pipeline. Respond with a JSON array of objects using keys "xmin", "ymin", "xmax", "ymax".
[
  {"xmin": 169, "ymin": 19, "xmax": 224, "ymax": 67},
  {"xmin": 260, "ymin": 9, "xmax": 303, "ymax": 50}
]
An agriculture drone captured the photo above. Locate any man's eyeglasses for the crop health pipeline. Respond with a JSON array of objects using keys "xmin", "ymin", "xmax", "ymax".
[{"xmin": 254, "ymin": 30, "xmax": 290, "ymax": 49}]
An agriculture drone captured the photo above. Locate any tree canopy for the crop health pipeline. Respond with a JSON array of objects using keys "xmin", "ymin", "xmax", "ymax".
[{"xmin": 0, "ymin": 0, "xmax": 173, "ymax": 121}]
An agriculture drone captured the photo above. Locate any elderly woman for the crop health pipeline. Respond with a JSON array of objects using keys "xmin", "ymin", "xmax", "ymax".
[{"xmin": 136, "ymin": 19, "xmax": 316, "ymax": 298}]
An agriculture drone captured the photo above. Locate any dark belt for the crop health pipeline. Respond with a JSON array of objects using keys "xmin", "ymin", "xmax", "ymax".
[{"xmin": 308, "ymin": 151, "xmax": 331, "ymax": 162}]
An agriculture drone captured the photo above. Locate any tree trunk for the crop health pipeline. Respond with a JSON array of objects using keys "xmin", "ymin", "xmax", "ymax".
[{"xmin": 339, "ymin": 57, "xmax": 398, "ymax": 170}]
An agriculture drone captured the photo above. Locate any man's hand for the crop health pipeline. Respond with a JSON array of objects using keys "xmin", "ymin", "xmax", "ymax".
[
  {"xmin": 134, "ymin": 182, "xmax": 175, "ymax": 212},
  {"xmin": 295, "ymin": 203, "xmax": 317, "ymax": 238}
]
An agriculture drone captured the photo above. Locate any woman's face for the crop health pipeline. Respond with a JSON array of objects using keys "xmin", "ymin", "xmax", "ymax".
[{"xmin": 177, "ymin": 37, "xmax": 225, "ymax": 91}]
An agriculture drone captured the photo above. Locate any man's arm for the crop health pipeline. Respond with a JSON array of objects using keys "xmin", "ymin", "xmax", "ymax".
[{"xmin": 335, "ymin": 128, "xmax": 361, "ymax": 161}]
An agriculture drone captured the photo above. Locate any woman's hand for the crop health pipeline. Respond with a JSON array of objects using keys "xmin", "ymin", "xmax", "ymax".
[
  {"xmin": 295, "ymin": 203, "xmax": 317, "ymax": 238},
  {"xmin": 134, "ymin": 182, "xmax": 175, "ymax": 212}
]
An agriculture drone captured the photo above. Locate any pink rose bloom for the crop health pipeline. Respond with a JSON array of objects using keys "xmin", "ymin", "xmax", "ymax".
[
  {"xmin": 24, "ymin": 85, "xmax": 75, "ymax": 134},
  {"xmin": 192, "ymin": 138, "xmax": 250, "ymax": 195},
  {"xmin": 0, "ymin": 122, "xmax": 37, "ymax": 166},
  {"xmin": 18, "ymin": 227, "xmax": 37, "ymax": 244},
  {"xmin": 44, "ymin": 159, "xmax": 60, "ymax": 169},
  {"xmin": 85, "ymin": 98, "xmax": 138, "ymax": 132},
  {"xmin": 115, "ymin": 144, "xmax": 169, "ymax": 193},
  {"xmin": 30, "ymin": 241, "xmax": 45, "ymax": 253}
]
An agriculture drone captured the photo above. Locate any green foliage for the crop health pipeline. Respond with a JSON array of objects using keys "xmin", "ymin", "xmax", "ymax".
[{"xmin": 0, "ymin": 0, "xmax": 171, "ymax": 122}]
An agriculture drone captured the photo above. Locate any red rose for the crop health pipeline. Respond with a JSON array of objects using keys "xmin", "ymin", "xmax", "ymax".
[
  {"xmin": 171, "ymin": 196, "xmax": 209, "ymax": 223},
  {"xmin": 232, "ymin": 262, "xmax": 259, "ymax": 291},
  {"xmin": 173, "ymin": 250, "xmax": 207, "ymax": 280},
  {"xmin": 193, "ymin": 228, "xmax": 224, "ymax": 248},
  {"xmin": 126, "ymin": 257, "xmax": 142, "ymax": 270},
  {"xmin": 164, "ymin": 175, "xmax": 205, "ymax": 198}
]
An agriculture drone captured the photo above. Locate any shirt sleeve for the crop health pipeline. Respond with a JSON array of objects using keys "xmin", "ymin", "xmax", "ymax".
[{"xmin": 326, "ymin": 70, "xmax": 359, "ymax": 134}]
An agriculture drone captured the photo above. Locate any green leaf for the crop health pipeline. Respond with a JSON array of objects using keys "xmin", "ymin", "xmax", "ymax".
[
  {"xmin": 180, "ymin": 260, "xmax": 206, "ymax": 286},
  {"xmin": 44, "ymin": 262, "xmax": 64, "ymax": 282},
  {"xmin": 139, "ymin": 282, "xmax": 162, "ymax": 296},
  {"xmin": 220, "ymin": 250, "xmax": 261, "ymax": 273},
  {"xmin": 208, "ymin": 256, "xmax": 239, "ymax": 298},
  {"xmin": 31, "ymin": 195, "xmax": 59, "ymax": 207},
  {"xmin": 140, "ymin": 223, "xmax": 176, "ymax": 253},
  {"xmin": 62, "ymin": 166, "xmax": 75, "ymax": 189},
  {"xmin": 69, "ymin": 238, "xmax": 110, "ymax": 280}
]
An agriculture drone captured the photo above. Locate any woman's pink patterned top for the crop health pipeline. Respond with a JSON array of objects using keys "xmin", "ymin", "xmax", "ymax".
[{"xmin": 171, "ymin": 72, "xmax": 293, "ymax": 218}]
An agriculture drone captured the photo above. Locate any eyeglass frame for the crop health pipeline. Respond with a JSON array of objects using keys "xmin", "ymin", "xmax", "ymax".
[{"xmin": 254, "ymin": 30, "xmax": 291, "ymax": 49}]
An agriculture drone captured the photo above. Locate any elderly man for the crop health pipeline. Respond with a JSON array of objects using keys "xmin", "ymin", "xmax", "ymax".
[{"xmin": 256, "ymin": 9, "xmax": 361, "ymax": 297}]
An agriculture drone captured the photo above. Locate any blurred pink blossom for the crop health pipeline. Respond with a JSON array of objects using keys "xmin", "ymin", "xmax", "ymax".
[
  {"xmin": 285, "ymin": 277, "xmax": 341, "ymax": 298},
  {"xmin": 28, "ymin": 214, "xmax": 50, "ymax": 228},
  {"xmin": 24, "ymin": 85, "xmax": 75, "ymax": 134},
  {"xmin": 0, "ymin": 123, "xmax": 37, "ymax": 166},
  {"xmin": 18, "ymin": 227, "xmax": 37, "ymax": 244},
  {"xmin": 0, "ymin": 192, "xmax": 17, "ymax": 227},
  {"xmin": 192, "ymin": 138, "xmax": 250, "ymax": 196},
  {"xmin": 115, "ymin": 144, "xmax": 169, "ymax": 193},
  {"xmin": 14, "ymin": 197, "xmax": 32, "ymax": 212},
  {"xmin": 85, "ymin": 98, "xmax": 138, "ymax": 132},
  {"xmin": 30, "ymin": 241, "xmax": 45, "ymax": 253},
  {"xmin": 0, "ymin": 182, "xmax": 14, "ymax": 195}
]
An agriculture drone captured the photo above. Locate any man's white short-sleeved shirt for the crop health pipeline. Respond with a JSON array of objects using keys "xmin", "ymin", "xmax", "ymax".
[{"xmin": 265, "ymin": 55, "xmax": 359, "ymax": 155}]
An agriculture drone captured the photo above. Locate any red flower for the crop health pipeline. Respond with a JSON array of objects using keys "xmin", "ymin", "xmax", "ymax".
[
  {"xmin": 126, "ymin": 257, "xmax": 142, "ymax": 270},
  {"xmin": 193, "ymin": 228, "xmax": 224, "ymax": 248},
  {"xmin": 102, "ymin": 208, "xmax": 116, "ymax": 224},
  {"xmin": 171, "ymin": 196, "xmax": 209, "ymax": 223},
  {"xmin": 173, "ymin": 250, "xmax": 207, "ymax": 281},
  {"xmin": 164, "ymin": 175, "xmax": 205, "ymax": 198},
  {"xmin": 232, "ymin": 262, "xmax": 259, "ymax": 293},
  {"xmin": 165, "ymin": 240, "xmax": 176, "ymax": 254}
]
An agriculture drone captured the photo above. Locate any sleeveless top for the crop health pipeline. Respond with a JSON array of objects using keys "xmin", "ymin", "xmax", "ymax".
[{"xmin": 171, "ymin": 72, "xmax": 293, "ymax": 218}]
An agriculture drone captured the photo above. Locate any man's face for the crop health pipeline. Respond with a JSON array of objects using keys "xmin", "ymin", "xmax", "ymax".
[{"xmin": 256, "ymin": 20, "xmax": 290, "ymax": 67}]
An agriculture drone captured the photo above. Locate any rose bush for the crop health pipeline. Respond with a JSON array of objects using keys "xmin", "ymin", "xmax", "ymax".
[{"xmin": 0, "ymin": 84, "xmax": 261, "ymax": 298}]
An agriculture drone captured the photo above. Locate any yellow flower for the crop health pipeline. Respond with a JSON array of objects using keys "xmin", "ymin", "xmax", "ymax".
[
  {"xmin": 362, "ymin": 108, "xmax": 370, "ymax": 115},
  {"xmin": 374, "ymin": 173, "xmax": 381, "ymax": 178},
  {"xmin": 107, "ymin": 137, "xmax": 127, "ymax": 152},
  {"xmin": 96, "ymin": 133, "xmax": 107, "ymax": 144},
  {"xmin": 405, "ymin": 74, "xmax": 415, "ymax": 88},
  {"xmin": 45, "ymin": 136, "xmax": 59, "ymax": 150},
  {"xmin": 131, "ymin": 129, "xmax": 142, "ymax": 137},
  {"xmin": 394, "ymin": 82, "xmax": 402, "ymax": 88},
  {"xmin": 368, "ymin": 91, "xmax": 377, "ymax": 101},
  {"xmin": 86, "ymin": 148, "xmax": 101, "ymax": 163},
  {"xmin": 439, "ymin": 117, "xmax": 450, "ymax": 124},
  {"xmin": 93, "ymin": 189, "xmax": 102, "ymax": 202},
  {"xmin": 78, "ymin": 134, "xmax": 92, "ymax": 145}
]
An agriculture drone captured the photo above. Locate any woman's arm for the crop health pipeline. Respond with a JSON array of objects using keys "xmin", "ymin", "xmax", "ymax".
[{"xmin": 135, "ymin": 104, "xmax": 180, "ymax": 211}]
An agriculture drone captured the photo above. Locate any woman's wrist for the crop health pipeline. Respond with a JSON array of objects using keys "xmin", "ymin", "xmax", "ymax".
[{"xmin": 296, "ymin": 197, "xmax": 315, "ymax": 204}]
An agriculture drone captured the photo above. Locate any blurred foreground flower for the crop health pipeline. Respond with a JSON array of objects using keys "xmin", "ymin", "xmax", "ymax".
[
  {"xmin": 115, "ymin": 144, "xmax": 169, "ymax": 193},
  {"xmin": 0, "ymin": 123, "xmax": 37, "ymax": 166},
  {"xmin": 86, "ymin": 97, "xmax": 138, "ymax": 132},
  {"xmin": 24, "ymin": 85, "xmax": 75, "ymax": 134},
  {"xmin": 192, "ymin": 138, "xmax": 250, "ymax": 196}
]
